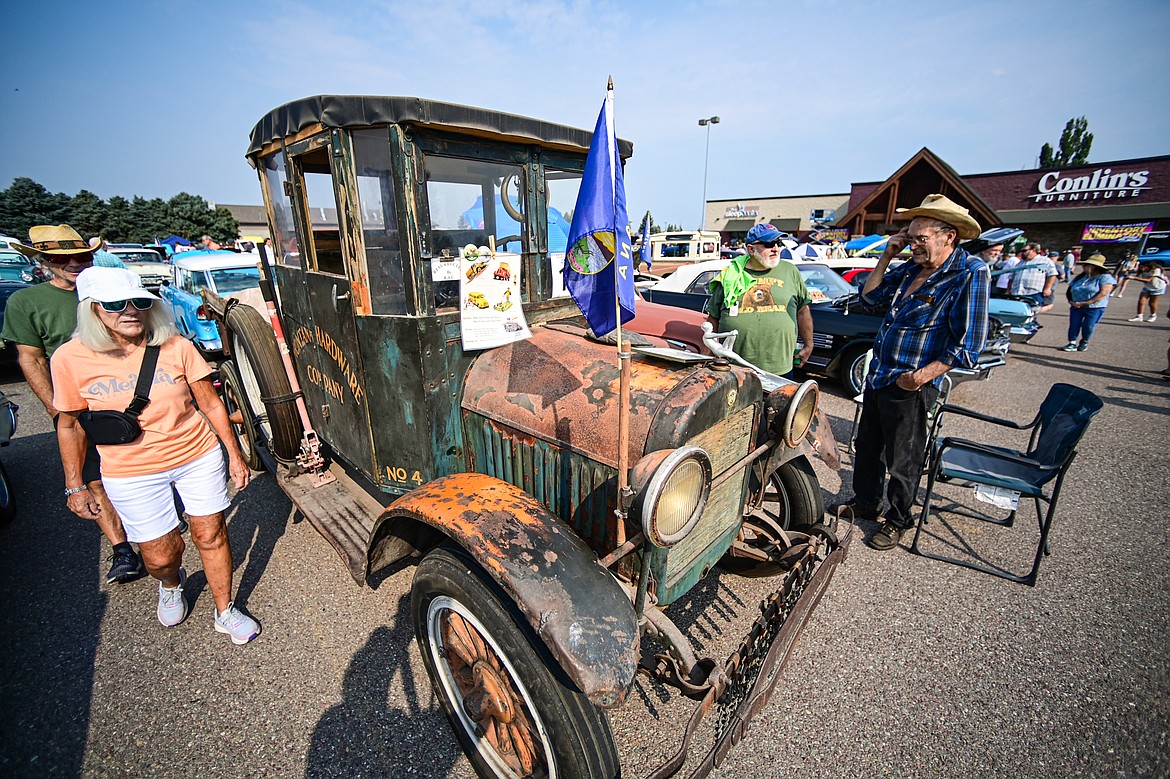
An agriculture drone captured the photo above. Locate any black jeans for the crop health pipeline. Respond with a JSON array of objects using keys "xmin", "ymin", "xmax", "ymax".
[{"xmin": 852, "ymin": 382, "xmax": 940, "ymax": 529}]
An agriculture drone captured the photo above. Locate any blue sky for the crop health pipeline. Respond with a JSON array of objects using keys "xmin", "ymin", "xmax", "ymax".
[{"xmin": 2, "ymin": 0, "xmax": 1167, "ymax": 230}]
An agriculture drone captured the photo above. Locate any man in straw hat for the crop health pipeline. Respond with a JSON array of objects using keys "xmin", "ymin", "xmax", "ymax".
[
  {"xmin": 2, "ymin": 224, "xmax": 143, "ymax": 583},
  {"xmin": 831, "ymin": 195, "xmax": 991, "ymax": 551}
]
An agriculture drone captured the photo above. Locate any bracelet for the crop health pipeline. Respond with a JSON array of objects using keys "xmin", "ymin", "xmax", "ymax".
[{"xmin": 64, "ymin": 484, "xmax": 89, "ymax": 497}]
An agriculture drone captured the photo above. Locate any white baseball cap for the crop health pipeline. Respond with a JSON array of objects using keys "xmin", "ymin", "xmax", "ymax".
[{"xmin": 75, "ymin": 267, "xmax": 161, "ymax": 303}]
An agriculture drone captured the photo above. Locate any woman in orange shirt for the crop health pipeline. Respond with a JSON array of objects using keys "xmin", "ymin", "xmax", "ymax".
[{"xmin": 52, "ymin": 267, "xmax": 260, "ymax": 644}]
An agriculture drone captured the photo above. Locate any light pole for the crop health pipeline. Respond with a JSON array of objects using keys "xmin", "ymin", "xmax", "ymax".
[{"xmin": 698, "ymin": 115, "xmax": 720, "ymax": 230}]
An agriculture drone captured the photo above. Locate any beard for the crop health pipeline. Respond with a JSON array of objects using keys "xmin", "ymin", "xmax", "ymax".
[{"xmin": 754, "ymin": 252, "xmax": 780, "ymax": 269}]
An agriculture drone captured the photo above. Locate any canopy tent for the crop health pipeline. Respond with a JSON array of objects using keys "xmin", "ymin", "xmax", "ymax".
[{"xmin": 159, "ymin": 235, "xmax": 194, "ymax": 248}]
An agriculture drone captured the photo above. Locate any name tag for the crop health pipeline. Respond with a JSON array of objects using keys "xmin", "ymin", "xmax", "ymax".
[{"xmin": 729, "ymin": 303, "xmax": 739, "ymax": 317}]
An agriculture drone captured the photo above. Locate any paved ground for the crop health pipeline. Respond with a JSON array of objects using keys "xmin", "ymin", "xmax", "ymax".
[{"xmin": 0, "ymin": 293, "xmax": 1167, "ymax": 778}]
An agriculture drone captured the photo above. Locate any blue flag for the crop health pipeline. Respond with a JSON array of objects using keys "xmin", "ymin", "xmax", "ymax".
[
  {"xmin": 565, "ymin": 88, "xmax": 636, "ymax": 337},
  {"xmin": 640, "ymin": 218, "xmax": 652, "ymax": 269}
]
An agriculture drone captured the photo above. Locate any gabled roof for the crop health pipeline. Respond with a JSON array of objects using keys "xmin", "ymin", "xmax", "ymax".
[{"xmin": 836, "ymin": 147, "xmax": 1001, "ymax": 231}]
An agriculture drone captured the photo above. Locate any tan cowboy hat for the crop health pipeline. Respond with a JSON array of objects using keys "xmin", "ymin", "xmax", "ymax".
[
  {"xmin": 1079, "ymin": 254, "xmax": 1108, "ymax": 270},
  {"xmin": 895, "ymin": 194, "xmax": 981, "ymax": 240},
  {"xmin": 12, "ymin": 224, "xmax": 95, "ymax": 258}
]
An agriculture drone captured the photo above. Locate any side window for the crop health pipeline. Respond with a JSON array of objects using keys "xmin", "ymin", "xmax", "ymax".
[
  {"xmin": 546, "ymin": 168, "xmax": 582, "ymax": 299},
  {"xmin": 423, "ymin": 154, "xmax": 527, "ymax": 312},
  {"xmin": 351, "ymin": 129, "xmax": 405, "ymax": 315},
  {"xmin": 260, "ymin": 153, "xmax": 300, "ymax": 267},
  {"xmin": 687, "ymin": 271, "xmax": 717, "ymax": 295},
  {"xmin": 297, "ymin": 146, "xmax": 345, "ymax": 276},
  {"xmin": 191, "ymin": 272, "xmax": 210, "ymax": 294}
]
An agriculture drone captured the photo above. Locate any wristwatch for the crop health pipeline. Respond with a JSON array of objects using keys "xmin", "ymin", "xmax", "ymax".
[{"xmin": 64, "ymin": 484, "xmax": 89, "ymax": 497}]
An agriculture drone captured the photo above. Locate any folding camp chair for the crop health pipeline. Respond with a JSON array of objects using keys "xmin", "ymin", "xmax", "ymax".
[{"xmin": 911, "ymin": 383, "xmax": 1103, "ymax": 586}]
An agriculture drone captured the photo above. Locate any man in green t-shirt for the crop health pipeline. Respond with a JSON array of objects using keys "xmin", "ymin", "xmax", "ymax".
[
  {"xmin": 5, "ymin": 224, "xmax": 142, "ymax": 584},
  {"xmin": 706, "ymin": 223, "xmax": 814, "ymax": 377}
]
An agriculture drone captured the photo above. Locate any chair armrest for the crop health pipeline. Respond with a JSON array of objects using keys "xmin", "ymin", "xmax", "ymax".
[
  {"xmin": 937, "ymin": 437, "xmax": 1049, "ymax": 470},
  {"xmin": 937, "ymin": 404, "xmax": 1031, "ymax": 430}
]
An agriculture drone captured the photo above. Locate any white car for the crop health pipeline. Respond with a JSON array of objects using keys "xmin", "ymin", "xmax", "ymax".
[{"xmin": 110, "ymin": 248, "xmax": 174, "ymax": 290}]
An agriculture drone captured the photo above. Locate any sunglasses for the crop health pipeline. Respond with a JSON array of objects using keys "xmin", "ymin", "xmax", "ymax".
[
  {"xmin": 755, "ymin": 241, "xmax": 781, "ymax": 249},
  {"xmin": 98, "ymin": 298, "xmax": 155, "ymax": 313},
  {"xmin": 42, "ymin": 254, "xmax": 95, "ymax": 265}
]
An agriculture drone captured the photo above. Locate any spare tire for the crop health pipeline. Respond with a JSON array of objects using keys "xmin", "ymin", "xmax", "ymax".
[
  {"xmin": 224, "ymin": 304, "xmax": 302, "ymax": 462},
  {"xmin": 218, "ymin": 359, "xmax": 264, "ymax": 472}
]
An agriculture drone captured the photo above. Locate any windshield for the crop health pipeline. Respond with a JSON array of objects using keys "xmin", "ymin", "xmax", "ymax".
[
  {"xmin": 797, "ymin": 263, "xmax": 857, "ymax": 301},
  {"xmin": 116, "ymin": 251, "xmax": 166, "ymax": 264},
  {"xmin": 0, "ymin": 253, "xmax": 30, "ymax": 266},
  {"xmin": 208, "ymin": 266, "xmax": 261, "ymax": 295}
]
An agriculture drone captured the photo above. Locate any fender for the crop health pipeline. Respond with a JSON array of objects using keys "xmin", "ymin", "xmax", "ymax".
[{"xmin": 371, "ymin": 472, "xmax": 638, "ymax": 708}]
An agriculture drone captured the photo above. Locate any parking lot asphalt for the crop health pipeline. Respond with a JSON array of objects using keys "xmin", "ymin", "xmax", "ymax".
[{"xmin": 0, "ymin": 292, "xmax": 1167, "ymax": 779}]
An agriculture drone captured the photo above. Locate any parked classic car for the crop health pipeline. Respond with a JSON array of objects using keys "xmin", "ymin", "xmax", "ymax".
[
  {"xmin": 641, "ymin": 259, "xmax": 1010, "ymax": 396},
  {"xmin": 203, "ymin": 94, "xmax": 849, "ymax": 779},
  {"xmin": 159, "ymin": 251, "xmax": 261, "ymax": 354},
  {"xmin": 0, "ymin": 252, "xmax": 41, "ymax": 284},
  {"xmin": 111, "ymin": 248, "xmax": 174, "ymax": 291}
]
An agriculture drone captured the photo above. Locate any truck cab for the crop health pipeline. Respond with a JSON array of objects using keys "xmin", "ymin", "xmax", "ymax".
[{"xmin": 212, "ymin": 95, "xmax": 847, "ymax": 779}]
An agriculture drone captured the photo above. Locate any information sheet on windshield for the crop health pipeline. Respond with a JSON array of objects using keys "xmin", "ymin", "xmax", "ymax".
[{"xmin": 459, "ymin": 244, "xmax": 531, "ymax": 350}]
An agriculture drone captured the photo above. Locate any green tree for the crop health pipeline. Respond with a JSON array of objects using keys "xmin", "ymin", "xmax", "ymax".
[
  {"xmin": 103, "ymin": 196, "xmax": 134, "ymax": 242},
  {"xmin": 167, "ymin": 192, "xmax": 238, "ymax": 243},
  {"xmin": 636, "ymin": 210, "xmax": 660, "ymax": 236},
  {"xmin": 69, "ymin": 190, "xmax": 108, "ymax": 239},
  {"xmin": 664, "ymin": 223, "xmax": 684, "ymax": 232},
  {"xmin": 0, "ymin": 177, "xmax": 69, "ymax": 239},
  {"xmin": 1039, "ymin": 116, "xmax": 1093, "ymax": 169}
]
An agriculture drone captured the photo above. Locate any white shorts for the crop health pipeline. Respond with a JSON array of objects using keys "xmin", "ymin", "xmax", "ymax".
[{"xmin": 101, "ymin": 448, "xmax": 230, "ymax": 543}]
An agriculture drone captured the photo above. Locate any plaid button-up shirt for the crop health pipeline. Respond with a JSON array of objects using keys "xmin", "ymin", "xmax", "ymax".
[{"xmin": 862, "ymin": 247, "xmax": 990, "ymax": 390}]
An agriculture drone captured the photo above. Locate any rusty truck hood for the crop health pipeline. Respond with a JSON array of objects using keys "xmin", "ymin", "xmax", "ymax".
[{"xmin": 462, "ymin": 326, "xmax": 760, "ymax": 468}]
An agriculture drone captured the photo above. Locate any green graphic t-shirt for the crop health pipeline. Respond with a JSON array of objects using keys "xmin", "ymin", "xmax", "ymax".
[
  {"xmin": 708, "ymin": 259, "xmax": 810, "ymax": 375},
  {"xmin": 0, "ymin": 282, "xmax": 79, "ymax": 357}
]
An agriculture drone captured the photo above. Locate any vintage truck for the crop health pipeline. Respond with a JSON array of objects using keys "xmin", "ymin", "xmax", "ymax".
[{"xmin": 207, "ymin": 95, "xmax": 851, "ymax": 779}]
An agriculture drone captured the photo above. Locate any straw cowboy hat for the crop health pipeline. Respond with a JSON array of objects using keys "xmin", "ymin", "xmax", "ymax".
[
  {"xmin": 12, "ymin": 224, "xmax": 95, "ymax": 258},
  {"xmin": 895, "ymin": 194, "xmax": 981, "ymax": 240},
  {"xmin": 1079, "ymin": 254, "xmax": 1109, "ymax": 270}
]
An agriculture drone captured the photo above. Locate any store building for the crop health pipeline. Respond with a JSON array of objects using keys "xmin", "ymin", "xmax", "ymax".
[
  {"xmin": 703, "ymin": 193, "xmax": 850, "ymax": 243},
  {"xmin": 837, "ymin": 148, "xmax": 1170, "ymax": 258},
  {"xmin": 704, "ymin": 149, "xmax": 1170, "ymax": 258}
]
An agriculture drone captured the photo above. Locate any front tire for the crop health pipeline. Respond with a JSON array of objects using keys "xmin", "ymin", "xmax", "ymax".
[
  {"xmin": 412, "ymin": 547, "xmax": 619, "ymax": 779},
  {"xmin": 0, "ymin": 460, "xmax": 15, "ymax": 525},
  {"xmin": 720, "ymin": 457, "xmax": 826, "ymax": 578},
  {"xmin": 839, "ymin": 345, "xmax": 870, "ymax": 397}
]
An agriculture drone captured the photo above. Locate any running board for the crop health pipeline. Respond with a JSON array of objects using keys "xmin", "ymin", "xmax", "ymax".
[{"xmin": 278, "ymin": 460, "xmax": 387, "ymax": 585}]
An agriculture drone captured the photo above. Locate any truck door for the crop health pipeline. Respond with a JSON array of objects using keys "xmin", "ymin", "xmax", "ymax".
[{"xmin": 282, "ymin": 137, "xmax": 376, "ymax": 477}]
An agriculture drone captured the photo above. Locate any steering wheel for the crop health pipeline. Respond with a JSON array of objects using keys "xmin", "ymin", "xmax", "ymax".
[{"xmin": 499, "ymin": 173, "xmax": 524, "ymax": 222}]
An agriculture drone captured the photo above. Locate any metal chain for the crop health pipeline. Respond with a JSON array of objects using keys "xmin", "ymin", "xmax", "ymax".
[{"xmin": 714, "ymin": 559, "xmax": 815, "ymax": 738}]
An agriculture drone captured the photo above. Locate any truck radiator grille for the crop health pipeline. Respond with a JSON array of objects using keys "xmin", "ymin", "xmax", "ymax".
[{"xmin": 463, "ymin": 413, "xmax": 615, "ymax": 548}]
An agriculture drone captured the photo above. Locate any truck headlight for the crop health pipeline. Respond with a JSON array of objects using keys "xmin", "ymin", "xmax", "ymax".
[
  {"xmin": 766, "ymin": 380, "xmax": 819, "ymax": 447},
  {"xmin": 629, "ymin": 446, "xmax": 711, "ymax": 548}
]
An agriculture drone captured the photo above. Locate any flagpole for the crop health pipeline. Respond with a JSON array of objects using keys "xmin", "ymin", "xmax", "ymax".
[{"xmin": 609, "ymin": 76, "xmax": 632, "ymax": 549}]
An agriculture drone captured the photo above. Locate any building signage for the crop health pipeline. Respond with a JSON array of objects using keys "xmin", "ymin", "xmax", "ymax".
[
  {"xmin": 812, "ymin": 228, "xmax": 850, "ymax": 242},
  {"xmin": 1080, "ymin": 222, "xmax": 1155, "ymax": 243},
  {"xmin": 723, "ymin": 204, "xmax": 760, "ymax": 218},
  {"xmin": 1030, "ymin": 166, "xmax": 1151, "ymax": 204}
]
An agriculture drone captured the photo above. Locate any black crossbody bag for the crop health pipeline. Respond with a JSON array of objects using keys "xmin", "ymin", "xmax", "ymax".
[{"xmin": 77, "ymin": 345, "xmax": 160, "ymax": 445}]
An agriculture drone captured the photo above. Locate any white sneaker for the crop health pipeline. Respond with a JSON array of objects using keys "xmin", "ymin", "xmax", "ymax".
[
  {"xmin": 157, "ymin": 568, "xmax": 188, "ymax": 627},
  {"xmin": 214, "ymin": 602, "xmax": 261, "ymax": 645},
  {"xmin": 1129, "ymin": 315, "xmax": 1146, "ymax": 322},
  {"xmin": 1149, "ymin": 315, "xmax": 1158, "ymax": 322}
]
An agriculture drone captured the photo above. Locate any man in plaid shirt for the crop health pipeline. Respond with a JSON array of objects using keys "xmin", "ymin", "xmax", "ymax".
[{"xmin": 834, "ymin": 195, "xmax": 991, "ymax": 551}]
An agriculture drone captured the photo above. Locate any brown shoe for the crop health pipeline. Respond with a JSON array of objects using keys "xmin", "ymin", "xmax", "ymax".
[{"xmin": 867, "ymin": 522, "xmax": 907, "ymax": 551}]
